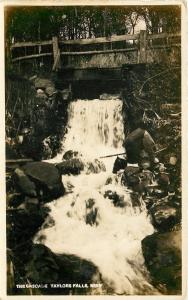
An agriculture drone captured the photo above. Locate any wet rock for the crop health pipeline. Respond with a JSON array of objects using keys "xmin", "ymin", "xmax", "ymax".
[
  {"xmin": 21, "ymin": 162, "xmax": 65, "ymax": 201},
  {"xmin": 142, "ymin": 231, "xmax": 181, "ymax": 293},
  {"xmin": 121, "ymin": 166, "xmax": 140, "ymax": 188},
  {"xmin": 25, "ymin": 244, "xmax": 101, "ymax": 294},
  {"xmin": 130, "ymin": 192, "xmax": 142, "ymax": 207},
  {"xmin": 86, "ymin": 159, "xmax": 106, "ymax": 174},
  {"xmin": 149, "ymin": 201, "xmax": 180, "ymax": 232},
  {"xmin": 13, "ymin": 168, "xmax": 37, "ymax": 197},
  {"xmin": 62, "ymin": 150, "xmax": 81, "ymax": 160},
  {"xmin": 113, "ymin": 156, "xmax": 127, "ymax": 173},
  {"xmin": 56, "ymin": 159, "xmax": 84, "ymax": 175},
  {"xmin": 85, "ymin": 199, "xmax": 99, "ymax": 226},
  {"xmin": 86, "ymin": 207, "xmax": 98, "ymax": 226},
  {"xmin": 100, "ymin": 93, "xmax": 120, "ymax": 100},
  {"xmin": 104, "ymin": 190, "xmax": 126, "ymax": 208}
]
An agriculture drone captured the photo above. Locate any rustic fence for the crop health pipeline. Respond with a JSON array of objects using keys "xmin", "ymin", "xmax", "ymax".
[{"xmin": 10, "ymin": 30, "xmax": 181, "ymax": 70}]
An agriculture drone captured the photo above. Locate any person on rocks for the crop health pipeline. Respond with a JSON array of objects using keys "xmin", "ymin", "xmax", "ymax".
[{"xmin": 124, "ymin": 127, "xmax": 157, "ymax": 169}]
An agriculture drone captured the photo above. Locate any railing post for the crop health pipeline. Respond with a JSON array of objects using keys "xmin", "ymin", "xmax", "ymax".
[
  {"xmin": 52, "ymin": 36, "xmax": 61, "ymax": 71},
  {"xmin": 139, "ymin": 30, "xmax": 147, "ymax": 63}
]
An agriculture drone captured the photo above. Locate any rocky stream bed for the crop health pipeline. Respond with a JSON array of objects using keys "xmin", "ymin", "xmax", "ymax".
[{"xmin": 6, "ymin": 73, "xmax": 181, "ymax": 295}]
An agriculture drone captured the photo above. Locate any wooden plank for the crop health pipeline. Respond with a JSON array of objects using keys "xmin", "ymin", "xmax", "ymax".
[
  {"xmin": 52, "ymin": 50, "xmax": 61, "ymax": 71},
  {"xmin": 60, "ymin": 47, "xmax": 137, "ymax": 56},
  {"xmin": 60, "ymin": 33, "xmax": 139, "ymax": 45},
  {"xmin": 52, "ymin": 36, "xmax": 61, "ymax": 71},
  {"xmin": 148, "ymin": 32, "xmax": 181, "ymax": 40},
  {"xmin": 139, "ymin": 30, "xmax": 147, "ymax": 63},
  {"xmin": 11, "ymin": 52, "xmax": 52, "ymax": 62},
  {"xmin": 10, "ymin": 40, "xmax": 52, "ymax": 49},
  {"xmin": 9, "ymin": 33, "xmax": 180, "ymax": 50},
  {"xmin": 148, "ymin": 44, "xmax": 181, "ymax": 50}
]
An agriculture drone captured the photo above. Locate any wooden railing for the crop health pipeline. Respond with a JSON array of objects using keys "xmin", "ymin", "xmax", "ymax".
[{"xmin": 10, "ymin": 30, "xmax": 181, "ymax": 70}]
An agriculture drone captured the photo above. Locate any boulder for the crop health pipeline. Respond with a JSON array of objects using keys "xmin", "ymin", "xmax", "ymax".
[
  {"xmin": 25, "ymin": 244, "xmax": 59, "ymax": 284},
  {"xmin": 142, "ymin": 231, "xmax": 181, "ymax": 293},
  {"xmin": 113, "ymin": 156, "xmax": 127, "ymax": 173},
  {"xmin": 25, "ymin": 244, "xmax": 100, "ymax": 294},
  {"xmin": 7, "ymin": 209, "xmax": 45, "ymax": 249},
  {"xmin": 21, "ymin": 162, "xmax": 65, "ymax": 201},
  {"xmin": 13, "ymin": 168, "xmax": 37, "ymax": 197},
  {"xmin": 56, "ymin": 159, "xmax": 84, "ymax": 175},
  {"xmin": 121, "ymin": 166, "xmax": 140, "ymax": 188},
  {"xmin": 149, "ymin": 201, "xmax": 180, "ymax": 231}
]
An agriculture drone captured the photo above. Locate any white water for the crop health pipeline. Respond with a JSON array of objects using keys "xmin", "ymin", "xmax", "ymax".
[{"xmin": 35, "ymin": 99, "xmax": 158, "ymax": 295}]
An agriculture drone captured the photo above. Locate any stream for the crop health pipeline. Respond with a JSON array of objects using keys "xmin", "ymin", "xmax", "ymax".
[{"xmin": 34, "ymin": 98, "xmax": 159, "ymax": 295}]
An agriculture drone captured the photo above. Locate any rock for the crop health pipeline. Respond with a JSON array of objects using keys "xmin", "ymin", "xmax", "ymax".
[
  {"xmin": 21, "ymin": 162, "xmax": 65, "ymax": 201},
  {"xmin": 142, "ymin": 231, "xmax": 181, "ymax": 293},
  {"xmin": 7, "ymin": 210, "xmax": 45, "ymax": 249},
  {"xmin": 42, "ymin": 137, "xmax": 53, "ymax": 159},
  {"xmin": 62, "ymin": 150, "xmax": 81, "ymax": 160},
  {"xmin": 157, "ymin": 173, "xmax": 170, "ymax": 195},
  {"xmin": 6, "ymin": 143, "xmax": 19, "ymax": 159},
  {"xmin": 36, "ymin": 88, "xmax": 45, "ymax": 94},
  {"xmin": 85, "ymin": 199, "xmax": 98, "ymax": 226},
  {"xmin": 25, "ymin": 244, "xmax": 59, "ymax": 284},
  {"xmin": 25, "ymin": 244, "xmax": 100, "ymax": 294},
  {"xmin": 104, "ymin": 190, "xmax": 126, "ymax": 208},
  {"xmin": 100, "ymin": 93, "xmax": 120, "ymax": 100},
  {"xmin": 86, "ymin": 159, "xmax": 106, "ymax": 174},
  {"xmin": 34, "ymin": 78, "xmax": 55, "ymax": 90},
  {"xmin": 121, "ymin": 166, "xmax": 140, "ymax": 188},
  {"xmin": 169, "ymin": 156, "xmax": 177, "ymax": 165},
  {"xmin": 24, "ymin": 197, "xmax": 40, "ymax": 213},
  {"xmin": 7, "ymin": 193, "xmax": 25, "ymax": 208},
  {"xmin": 56, "ymin": 159, "xmax": 84, "ymax": 175},
  {"xmin": 113, "ymin": 156, "xmax": 127, "ymax": 173},
  {"xmin": 35, "ymin": 92, "xmax": 48, "ymax": 105},
  {"xmin": 61, "ymin": 89, "xmax": 72, "ymax": 101},
  {"xmin": 45, "ymin": 86, "xmax": 56, "ymax": 97},
  {"xmin": 149, "ymin": 199, "xmax": 180, "ymax": 231},
  {"xmin": 13, "ymin": 168, "xmax": 37, "ymax": 197}
]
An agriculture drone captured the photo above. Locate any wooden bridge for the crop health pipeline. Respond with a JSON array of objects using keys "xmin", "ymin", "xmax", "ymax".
[{"xmin": 10, "ymin": 30, "xmax": 180, "ymax": 82}]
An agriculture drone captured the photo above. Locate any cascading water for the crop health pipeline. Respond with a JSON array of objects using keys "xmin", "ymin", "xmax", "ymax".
[{"xmin": 34, "ymin": 98, "xmax": 159, "ymax": 295}]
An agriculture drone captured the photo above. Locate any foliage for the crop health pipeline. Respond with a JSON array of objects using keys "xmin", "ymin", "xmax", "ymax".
[{"xmin": 5, "ymin": 6, "xmax": 181, "ymax": 44}]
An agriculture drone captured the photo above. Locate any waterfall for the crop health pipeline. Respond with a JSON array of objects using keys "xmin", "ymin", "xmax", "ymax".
[
  {"xmin": 63, "ymin": 99, "xmax": 125, "ymax": 157},
  {"xmin": 34, "ymin": 98, "xmax": 158, "ymax": 295}
]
